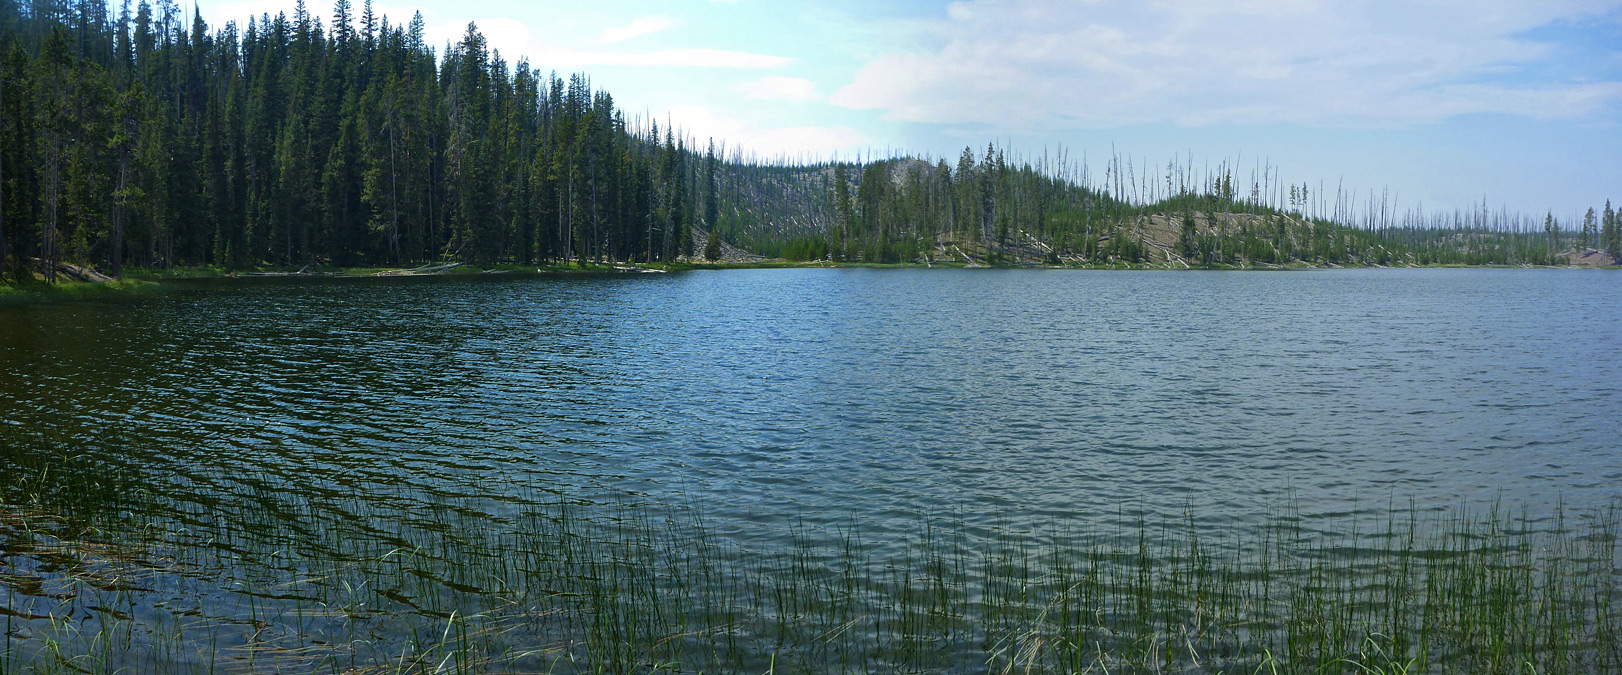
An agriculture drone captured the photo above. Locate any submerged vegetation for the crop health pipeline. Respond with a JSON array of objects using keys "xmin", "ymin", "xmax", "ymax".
[
  {"xmin": 2, "ymin": 441, "xmax": 1619, "ymax": 674},
  {"xmin": 2, "ymin": 0, "xmax": 1619, "ymax": 671}
]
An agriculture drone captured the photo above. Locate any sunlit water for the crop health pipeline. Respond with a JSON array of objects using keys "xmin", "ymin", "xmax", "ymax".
[
  {"xmin": 2, "ymin": 268, "xmax": 1619, "ymax": 671},
  {"xmin": 5, "ymin": 269, "xmax": 1618, "ymax": 528}
]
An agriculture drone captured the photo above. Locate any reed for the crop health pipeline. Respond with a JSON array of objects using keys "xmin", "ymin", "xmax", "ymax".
[{"xmin": 2, "ymin": 473, "xmax": 1617, "ymax": 674}]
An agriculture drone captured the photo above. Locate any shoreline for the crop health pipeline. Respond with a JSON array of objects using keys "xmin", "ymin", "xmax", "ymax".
[
  {"xmin": 0, "ymin": 279, "xmax": 160, "ymax": 301},
  {"xmin": 2, "ymin": 259, "xmax": 1614, "ymax": 302},
  {"xmin": 124, "ymin": 258, "xmax": 1622, "ymax": 277}
]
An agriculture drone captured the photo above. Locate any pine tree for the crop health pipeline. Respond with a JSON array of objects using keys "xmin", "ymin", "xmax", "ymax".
[
  {"xmin": 0, "ymin": 43, "xmax": 10, "ymax": 275},
  {"xmin": 954, "ymin": 147, "xmax": 975, "ymax": 242},
  {"xmin": 833, "ymin": 162, "xmax": 852, "ymax": 260},
  {"xmin": 674, "ymin": 135, "xmax": 691, "ymax": 259},
  {"xmin": 108, "ymin": 83, "xmax": 145, "ymax": 278},
  {"xmin": 1603, "ymin": 200, "xmax": 1620, "ymax": 262},
  {"xmin": 0, "ymin": 0, "xmax": 1599, "ymax": 277},
  {"xmin": 34, "ymin": 27, "xmax": 73, "ymax": 281},
  {"xmin": 446, "ymin": 22, "xmax": 493, "ymax": 262},
  {"xmin": 1178, "ymin": 214, "xmax": 1197, "ymax": 263},
  {"xmin": 703, "ymin": 137, "xmax": 717, "ymax": 231},
  {"xmin": 1544, "ymin": 212, "xmax": 1560, "ymax": 263}
]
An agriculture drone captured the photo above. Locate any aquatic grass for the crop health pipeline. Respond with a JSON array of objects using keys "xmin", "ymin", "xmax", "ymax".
[
  {"xmin": 0, "ymin": 279, "xmax": 158, "ymax": 303},
  {"xmin": 3, "ymin": 474, "xmax": 1619, "ymax": 674}
]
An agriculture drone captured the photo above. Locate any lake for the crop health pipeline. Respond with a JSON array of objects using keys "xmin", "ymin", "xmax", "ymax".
[{"xmin": 2, "ymin": 268, "xmax": 1619, "ymax": 673}]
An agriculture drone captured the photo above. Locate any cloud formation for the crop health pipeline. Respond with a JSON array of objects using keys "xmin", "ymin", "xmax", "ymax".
[
  {"xmin": 736, "ymin": 76, "xmax": 822, "ymax": 101},
  {"xmin": 210, "ymin": 3, "xmax": 789, "ymax": 71},
  {"xmin": 419, "ymin": 18, "xmax": 791, "ymax": 69},
  {"xmin": 601, "ymin": 15, "xmax": 678, "ymax": 44},
  {"xmin": 662, "ymin": 105, "xmax": 867, "ymax": 158},
  {"xmin": 559, "ymin": 48, "xmax": 791, "ymax": 69},
  {"xmin": 832, "ymin": 0, "xmax": 1622, "ymax": 129}
]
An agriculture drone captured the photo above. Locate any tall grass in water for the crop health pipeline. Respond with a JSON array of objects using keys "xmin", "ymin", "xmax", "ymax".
[{"xmin": 1, "ymin": 476, "xmax": 1617, "ymax": 674}]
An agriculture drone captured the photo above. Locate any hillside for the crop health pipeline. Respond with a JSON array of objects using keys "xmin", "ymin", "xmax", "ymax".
[
  {"xmin": 712, "ymin": 154, "xmax": 1615, "ymax": 268},
  {"xmin": 2, "ymin": 2, "xmax": 1617, "ymax": 283}
]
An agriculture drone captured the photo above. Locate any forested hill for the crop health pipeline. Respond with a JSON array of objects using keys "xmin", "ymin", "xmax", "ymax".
[
  {"xmin": 2, "ymin": 0, "xmax": 1620, "ymax": 282},
  {"xmin": 2, "ymin": 0, "xmax": 718, "ymax": 279},
  {"xmin": 728, "ymin": 155, "xmax": 1622, "ymax": 268}
]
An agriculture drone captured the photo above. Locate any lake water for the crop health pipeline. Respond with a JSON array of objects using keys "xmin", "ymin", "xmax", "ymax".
[{"xmin": 2, "ymin": 268, "xmax": 1619, "ymax": 672}]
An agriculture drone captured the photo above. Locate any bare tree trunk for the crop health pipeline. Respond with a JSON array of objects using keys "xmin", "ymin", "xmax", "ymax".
[
  {"xmin": 589, "ymin": 147, "xmax": 600, "ymax": 262},
  {"xmin": 43, "ymin": 136, "xmax": 61, "ymax": 284},
  {"xmin": 427, "ymin": 134, "xmax": 437, "ymax": 260},
  {"xmin": 113, "ymin": 143, "xmax": 129, "ymax": 279},
  {"xmin": 388, "ymin": 118, "xmax": 400, "ymax": 264},
  {"xmin": 0, "ymin": 70, "xmax": 7, "ymax": 274}
]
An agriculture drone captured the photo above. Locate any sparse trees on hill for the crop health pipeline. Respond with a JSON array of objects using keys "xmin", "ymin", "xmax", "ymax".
[{"xmin": 0, "ymin": 0, "xmax": 1614, "ymax": 277}]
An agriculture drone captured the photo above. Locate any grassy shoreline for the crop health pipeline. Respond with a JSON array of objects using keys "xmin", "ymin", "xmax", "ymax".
[
  {"xmin": 0, "ymin": 259, "xmax": 1610, "ymax": 304},
  {"xmin": 0, "ymin": 278, "xmax": 159, "ymax": 301},
  {"xmin": 118, "ymin": 259, "xmax": 1622, "ymax": 277}
]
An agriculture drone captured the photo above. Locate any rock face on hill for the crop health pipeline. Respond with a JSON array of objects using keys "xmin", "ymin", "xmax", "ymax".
[
  {"xmin": 1562, "ymin": 248, "xmax": 1616, "ymax": 267},
  {"xmin": 689, "ymin": 228, "xmax": 766, "ymax": 264},
  {"xmin": 913, "ymin": 210, "xmax": 1345, "ymax": 268}
]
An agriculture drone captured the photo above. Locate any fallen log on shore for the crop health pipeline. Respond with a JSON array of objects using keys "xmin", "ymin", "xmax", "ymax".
[
  {"xmin": 27, "ymin": 258, "xmax": 116, "ymax": 283},
  {"xmin": 374, "ymin": 263, "xmax": 461, "ymax": 276}
]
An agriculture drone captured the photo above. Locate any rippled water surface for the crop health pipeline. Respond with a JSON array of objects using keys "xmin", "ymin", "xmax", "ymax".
[
  {"xmin": 2, "ymin": 268, "xmax": 1620, "ymax": 672},
  {"xmin": 3, "ymin": 268, "xmax": 1620, "ymax": 535}
]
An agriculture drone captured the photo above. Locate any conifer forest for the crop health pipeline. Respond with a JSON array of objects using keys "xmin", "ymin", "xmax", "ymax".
[
  {"xmin": 3, "ymin": 3, "xmax": 1621, "ymax": 674},
  {"xmin": 1, "ymin": 0, "xmax": 1619, "ymax": 280}
]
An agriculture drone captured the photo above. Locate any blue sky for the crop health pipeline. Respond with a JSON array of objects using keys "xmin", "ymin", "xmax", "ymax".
[{"xmin": 211, "ymin": 0, "xmax": 1622, "ymax": 219}]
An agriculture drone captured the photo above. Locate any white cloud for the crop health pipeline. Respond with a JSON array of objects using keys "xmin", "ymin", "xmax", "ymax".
[
  {"xmin": 833, "ymin": 0, "xmax": 1622, "ymax": 129},
  {"xmin": 420, "ymin": 19, "xmax": 790, "ymax": 70},
  {"xmin": 429, "ymin": 17, "xmax": 535, "ymax": 61},
  {"xmin": 661, "ymin": 105, "xmax": 868, "ymax": 158},
  {"xmin": 735, "ymin": 76, "xmax": 822, "ymax": 101},
  {"xmin": 554, "ymin": 48, "xmax": 791, "ymax": 69},
  {"xmin": 202, "ymin": 3, "xmax": 787, "ymax": 72},
  {"xmin": 601, "ymin": 15, "xmax": 678, "ymax": 44}
]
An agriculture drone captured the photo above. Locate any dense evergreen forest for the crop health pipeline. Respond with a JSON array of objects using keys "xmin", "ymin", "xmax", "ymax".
[
  {"xmin": 2, "ymin": 0, "xmax": 1619, "ymax": 282},
  {"xmin": 1, "ymin": 0, "xmax": 714, "ymax": 281}
]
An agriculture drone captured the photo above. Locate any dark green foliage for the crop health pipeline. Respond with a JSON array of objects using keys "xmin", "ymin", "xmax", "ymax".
[
  {"xmin": 1580, "ymin": 207, "xmax": 1596, "ymax": 250},
  {"xmin": 702, "ymin": 137, "xmax": 717, "ymax": 232},
  {"xmin": 1604, "ymin": 200, "xmax": 1620, "ymax": 261},
  {"xmin": 703, "ymin": 227, "xmax": 719, "ymax": 261},
  {"xmin": 1178, "ymin": 214, "xmax": 1197, "ymax": 261},
  {"xmin": 751, "ymin": 148, "xmax": 1614, "ymax": 268},
  {"xmin": 0, "ymin": 0, "xmax": 705, "ymax": 275},
  {"xmin": 0, "ymin": 0, "xmax": 1609, "ymax": 274},
  {"xmin": 1545, "ymin": 212, "xmax": 1561, "ymax": 260}
]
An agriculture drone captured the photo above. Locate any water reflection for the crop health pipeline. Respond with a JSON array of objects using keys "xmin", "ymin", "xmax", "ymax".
[{"xmin": 1, "ymin": 269, "xmax": 1619, "ymax": 672}]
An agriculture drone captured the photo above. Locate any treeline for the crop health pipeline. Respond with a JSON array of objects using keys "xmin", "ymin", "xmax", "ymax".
[
  {"xmin": 1369, "ymin": 202, "xmax": 1622, "ymax": 266},
  {"xmin": 710, "ymin": 149, "xmax": 1141, "ymax": 265},
  {"xmin": 820, "ymin": 151, "xmax": 1399, "ymax": 266},
  {"xmin": 2, "ymin": 0, "xmax": 1617, "ymax": 279},
  {"xmin": 753, "ymin": 149, "xmax": 1621, "ymax": 267},
  {"xmin": 0, "ymin": 0, "xmax": 721, "ymax": 280},
  {"xmin": 832, "ymin": 150, "xmax": 1108, "ymax": 264}
]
